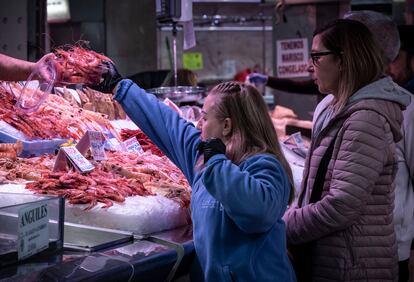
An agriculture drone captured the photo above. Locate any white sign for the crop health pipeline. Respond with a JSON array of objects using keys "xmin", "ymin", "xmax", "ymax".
[
  {"xmin": 17, "ymin": 202, "xmax": 49, "ymax": 260},
  {"xmin": 122, "ymin": 137, "xmax": 144, "ymax": 155},
  {"xmin": 88, "ymin": 131, "xmax": 107, "ymax": 161},
  {"xmin": 276, "ymin": 38, "xmax": 309, "ymax": 78},
  {"xmin": 62, "ymin": 146, "xmax": 95, "ymax": 173},
  {"xmin": 104, "ymin": 137, "xmax": 123, "ymax": 152}
]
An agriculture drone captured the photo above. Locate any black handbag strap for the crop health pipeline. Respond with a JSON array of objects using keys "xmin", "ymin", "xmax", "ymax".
[{"xmin": 309, "ymin": 137, "xmax": 337, "ymax": 204}]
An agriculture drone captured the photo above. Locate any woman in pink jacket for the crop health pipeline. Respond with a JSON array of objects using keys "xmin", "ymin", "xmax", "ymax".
[{"xmin": 284, "ymin": 19, "xmax": 411, "ymax": 281}]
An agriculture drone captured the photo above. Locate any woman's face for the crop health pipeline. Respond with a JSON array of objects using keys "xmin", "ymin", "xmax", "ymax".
[
  {"xmin": 308, "ymin": 34, "xmax": 341, "ymax": 95},
  {"xmin": 196, "ymin": 95, "xmax": 228, "ymax": 141},
  {"xmin": 386, "ymin": 49, "xmax": 414, "ymax": 86}
]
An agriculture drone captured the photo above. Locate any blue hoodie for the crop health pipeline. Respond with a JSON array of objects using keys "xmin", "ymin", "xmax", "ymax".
[{"xmin": 114, "ymin": 79, "xmax": 296, "ymax": 282}]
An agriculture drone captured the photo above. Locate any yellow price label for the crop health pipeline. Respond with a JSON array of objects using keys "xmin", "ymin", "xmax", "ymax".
[{"xmin": 183, "ymin": 53, "xmax": 203, "ymax": 70}]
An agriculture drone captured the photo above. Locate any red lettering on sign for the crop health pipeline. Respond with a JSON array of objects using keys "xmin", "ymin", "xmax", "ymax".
[
  {"xmin": 280, "ymin": 41, "xmax": 304, "ymax": 50},
  {"xmin": 281, "ymin": 53, "xmax": 304, "ymax": 62},
  {"xmin": 278, "ymin": 64, "xmax": 309, "ymax": 75}
]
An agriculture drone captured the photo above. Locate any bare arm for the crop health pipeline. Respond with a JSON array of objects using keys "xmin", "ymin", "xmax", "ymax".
[{"xmin": 0, "ymin": 53, "xmax": 35, "ymax": 81}]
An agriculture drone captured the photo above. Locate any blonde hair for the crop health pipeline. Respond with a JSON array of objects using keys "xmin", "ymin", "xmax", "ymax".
[
  {"xmin": 315, "ymin": 19, "xmax": 384, "ymax": 112},
  {"xmin": 208, "ymin": 81, "xmax": 294, "ymax": 204}
]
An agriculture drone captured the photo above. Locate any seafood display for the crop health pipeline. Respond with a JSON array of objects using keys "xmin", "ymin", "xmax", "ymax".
[
  {"xmin": 54, "ymin": 45, "xmax": 111, "ymax": 85},
  {"xmin": 0, "ymin": 154, "xmax": 55, "ymax": 183},
  {"xmin": 0, "ymin": 52, "xmax": 192, "ymax": 235},
  {"xmin": 56, "ymin": 87, "xmax": 126, "ymax": 120},
  {"xmin": 103, "ymin": 151, "xmax": 191, "ymax": 207},
  {"xmin": 0, "ymin": 149, "xmax": 190, "ymax": 210},
  {"xmin": 26, "ymin": 168, "xmax": 154, "ymax": 210},
  {"xmin": 0, "ymin": 82, "xmax": 118, "ymax": 140},
  {"xmin": 120, "ymin": 129, "xmax": 164, "ymax": 157},
  {"xmin": 0, "ymin": 141, "xmax": 22, "ymax": 160}
]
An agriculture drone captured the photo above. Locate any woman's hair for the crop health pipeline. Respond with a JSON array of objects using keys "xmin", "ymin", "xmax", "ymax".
[
  {"xmin": 208, "ymin": 81, "xmax": 294, "ymax": 203},
  {"xmin": 314, "ymin": 19, "xmax": 384, "ymax": 112}
]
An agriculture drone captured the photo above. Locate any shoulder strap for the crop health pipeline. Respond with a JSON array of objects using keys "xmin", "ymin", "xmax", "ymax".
[{"xmin": 309, "ymin": 136, "xmax": 336, "ymax": 204}]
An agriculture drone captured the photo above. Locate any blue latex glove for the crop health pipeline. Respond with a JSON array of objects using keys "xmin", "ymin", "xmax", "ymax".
[
  {"xmin": 246, "ymin": 73, "xmax": 268, "ymax": 86},
  {"xmin": 197, "ymin": 138, "xmax": 226, "ymax": 163}
]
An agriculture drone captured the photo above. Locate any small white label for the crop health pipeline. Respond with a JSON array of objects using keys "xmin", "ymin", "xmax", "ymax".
[
  {"xmin": 122, "ymin": 137, "xmax": 144, "ymax": 155},
  {"xmin": 284, "ymin": 132, "xmax": 304, "ymax": 148},
  {"xmin": 88, "ymin": 131, "xmax": 107, "ymax": 161},
  {"xmin": 17, "ymin": 202, "xmax": 49, "ymax": 260},
  {"xmin": 104, "ymin": 138, "xmax": 123, "ymax": 152},
  {"xmin": 62, "ymin": 147, "xmax": 94, "ymax": 173}
]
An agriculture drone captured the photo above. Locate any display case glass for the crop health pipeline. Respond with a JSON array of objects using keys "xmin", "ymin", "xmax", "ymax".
[{"xmin": 0, "ymin": 193, "xmax": 64, "ymax": 267}]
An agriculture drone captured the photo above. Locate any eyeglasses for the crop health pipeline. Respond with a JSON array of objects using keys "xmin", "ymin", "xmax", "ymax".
[{"xmin": 310, "ymin": 51, "xmax": 336, "ymax": 66}]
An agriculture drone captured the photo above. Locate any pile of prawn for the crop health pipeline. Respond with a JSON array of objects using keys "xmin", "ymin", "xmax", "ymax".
[
  {"xmin": 53, "ymin": 45, "xmax": 111, "ymax": 85},
  {"xmin": 26, "ymin": 167, "xmax": 154, "ymax": 210},
  {"xmin": 0, "ymin": 82, "xmax": 119, "ymax": 140}
]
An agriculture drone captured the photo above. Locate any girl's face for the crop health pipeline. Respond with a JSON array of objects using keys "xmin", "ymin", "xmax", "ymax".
[
  {"xmin": 196, "ymin": 95, "xmax": 228, "ymax": 141},
  {"xmin": 308, "ymin": 34, "xmax": 341, "ymax": 96}
]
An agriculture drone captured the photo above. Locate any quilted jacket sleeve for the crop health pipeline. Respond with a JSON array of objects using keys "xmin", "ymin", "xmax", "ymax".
[{"xmin": 285, "ymin": 110, "xmax": 390, "ymax": 244}]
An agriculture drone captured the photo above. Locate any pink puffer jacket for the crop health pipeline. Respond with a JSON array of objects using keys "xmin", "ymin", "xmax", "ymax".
[{"xmin": 285, "ymin": 98, "xmax": 403, "ymax": 281}]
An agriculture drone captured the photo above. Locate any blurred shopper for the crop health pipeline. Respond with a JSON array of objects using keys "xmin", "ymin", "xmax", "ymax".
[
  {"xmin": 388, "ymin": 25, "xmax": 414, "ymax": 93},
  {"xmin": 386, "ymin": 25, "xmax": 414, "ymax": 282},
  {"xmin": 405, "ymin": 0, "xmax": 414, "ymax": 24},
  {"xmin": 90, "ymin": 65, "xmax": 297, "ymax": 281},
  {"xmin": 246, "ymin": 10, "xmax": 399, "ymax": 96},
  {"xmin": 252, "ymin": 11, "xmax": 414, "ymax": 281},
  {"xmin": 164, "ymin": 68, "xmax": 198, "ymax": 87},
  {"xmin": 0, "ymin": 53, "xmax": 55, "ymax": 81},
  {"xmin": 284, "ymin": 19, "xmax": 410, "ymax": 281}
]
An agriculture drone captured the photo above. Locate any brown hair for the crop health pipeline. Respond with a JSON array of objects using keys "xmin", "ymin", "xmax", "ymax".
[
  {"xmin": 208, "ymin": 81, "xmax": 294, "ymax": 204},
  {"xmin": 315, "ymin": 19, "xmax": 384, "ymax": 112},
  {"xmin": 166, "ymin": 69, "xmax": 198, "ymax": 86}
]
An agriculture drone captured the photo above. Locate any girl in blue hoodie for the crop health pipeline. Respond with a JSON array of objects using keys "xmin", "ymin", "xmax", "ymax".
[{"xmin": 93, "ymin": 74, "xmax": 296, "ymax": 281}]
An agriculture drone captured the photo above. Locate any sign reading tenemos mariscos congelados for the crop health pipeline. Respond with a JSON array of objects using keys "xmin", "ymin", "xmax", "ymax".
[
  {"xmin": 17, "ymin": 202, "xmax": 49, "ymax": 260},
  {"xmin": 276, "ymin": 38, "xmax": 309, "ymax": 78}
]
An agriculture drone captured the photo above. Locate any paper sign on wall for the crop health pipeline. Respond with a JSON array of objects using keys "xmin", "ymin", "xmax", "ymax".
[
  {"xmin": 183, "ymin": 52, "xmax": 203, "ymax": 70},
  {"xmin": 276, "ymin": 38, "xmax": 309, "ymax": 78}
]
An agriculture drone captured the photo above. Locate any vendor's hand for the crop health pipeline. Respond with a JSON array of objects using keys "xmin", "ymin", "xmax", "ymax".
[
  {"xmin": 197, "ymin": 138, "xmax": 226, "ymax": 163},
  {"xmin": 246, "ymin": 73, "xmax": 268, "ymax": 86},
  {"xmin": 33, "ymin": 53, "xmax": 58, "ymax": 82},
  {"xmin": 89, "ymin": 60, "xmax": 123, "ymax": 93}
]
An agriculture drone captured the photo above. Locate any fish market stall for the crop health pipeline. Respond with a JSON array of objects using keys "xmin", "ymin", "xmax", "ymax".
[
  {"xmin": 0, "ymin": 43, "xmax": 309, "ymax": 280},
  {"xmin": 0, "ymin": 76, "xmax": 197, "ymax": 280}
]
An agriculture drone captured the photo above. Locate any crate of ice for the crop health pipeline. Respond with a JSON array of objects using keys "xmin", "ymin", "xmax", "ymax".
[{"xmin": 0, "ymin": 120, "xmax": 66, "ymax": 157}]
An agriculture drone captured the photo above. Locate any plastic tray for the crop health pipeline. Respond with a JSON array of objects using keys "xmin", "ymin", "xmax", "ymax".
[{"xmin": 0, "ymin": 120, "xmax": 66, "ymax": 157}]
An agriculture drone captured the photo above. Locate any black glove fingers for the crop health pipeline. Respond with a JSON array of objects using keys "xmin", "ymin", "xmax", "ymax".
[
  {"xmin": 89, "ymin": 60, "xmax": 123, "ymax": 93},
  {"xmin": 200, "ymin": 138, "xmax": 226, "ymax": 163}
]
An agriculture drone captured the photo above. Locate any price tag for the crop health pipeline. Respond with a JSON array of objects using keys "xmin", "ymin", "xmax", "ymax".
[
  {"xmin": 62, "ymin": 146, "xmax": 94, "ymax": 173},
  {"xmin": 122, "ymin": 137, "xmax": 144, "ymax": 155},
  {"xmin": 105, "ymin": 137, "xmax": 123, "ymax": 152},
  {"xmin": 17, "ymin": 201, "xmax": 49, "ymax": 260},
  {"xmin": 88, "ymin": 131, "xmax": 107, "ymax": 161},
  {"xmin": 283, "ymin": 132, "xmax": 307, "ymax": 158},
  {"xmin": 284, "ymin": 132, "xmax": 304, "ymax": 148}
]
